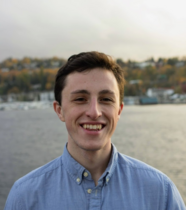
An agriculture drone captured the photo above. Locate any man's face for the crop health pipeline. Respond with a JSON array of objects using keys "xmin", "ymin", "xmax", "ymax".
[{"xmin": 54, "ymin": 68, "xmax": 123, "ymax": 153}]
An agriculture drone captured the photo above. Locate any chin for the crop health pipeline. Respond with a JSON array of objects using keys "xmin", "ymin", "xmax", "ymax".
[
  {"xmin": 82, "ymin": 146, "xmax": 101, "ymax": 152},
  {"xmin": 78, "ymin": 141, "xmax": 108, "ymax": 152}
]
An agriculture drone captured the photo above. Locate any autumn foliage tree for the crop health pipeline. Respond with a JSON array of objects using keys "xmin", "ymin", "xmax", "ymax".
[{"xmin": 0, "ymin": 56, "xmax": 186, "ymax": 97}]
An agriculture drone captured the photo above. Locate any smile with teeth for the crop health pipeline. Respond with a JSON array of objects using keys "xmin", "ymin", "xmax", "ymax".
[{"xmin": 82, "ymin": 124, "xmax": 103, "ymax": 130}]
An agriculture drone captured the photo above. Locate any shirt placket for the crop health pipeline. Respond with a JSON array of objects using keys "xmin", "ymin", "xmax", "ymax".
[{"xmin": 82, "ymin": 171, "xmax": 103, "ymax": 210}]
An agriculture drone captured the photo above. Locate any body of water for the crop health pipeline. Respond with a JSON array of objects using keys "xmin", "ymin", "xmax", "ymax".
[{"xmin": 0, "ymin": 104, "xmax": 185, "ymax": 208}]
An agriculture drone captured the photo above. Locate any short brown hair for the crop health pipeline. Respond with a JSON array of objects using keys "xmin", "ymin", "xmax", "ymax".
[{"xmin": 54, "ymin": 51, "xmax": 125, "ymax": 105}]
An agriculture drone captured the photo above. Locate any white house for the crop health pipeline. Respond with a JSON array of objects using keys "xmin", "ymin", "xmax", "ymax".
[
  {"xmin": 146, "ymin": 88, "xmax": 174, "ymax": 98},
  {"xmin": 40, "ymin": 91, "xmax": 54, "ymax": 101},
  {"xmin": 135, "ymin": 61, "xmax": 155, "ymax": 69}
]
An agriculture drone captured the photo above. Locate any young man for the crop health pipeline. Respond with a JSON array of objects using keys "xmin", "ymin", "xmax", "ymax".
[{"xmin": 5, "ymin": 52, "xmax": 185, "ymax": 209}]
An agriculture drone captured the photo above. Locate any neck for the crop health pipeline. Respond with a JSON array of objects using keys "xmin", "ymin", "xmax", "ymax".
[{"xmin": 67, "ymin": 142, "xmax": 112, "ymax": 186}]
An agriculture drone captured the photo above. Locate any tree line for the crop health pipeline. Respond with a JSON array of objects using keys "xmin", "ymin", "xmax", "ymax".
[{"xmin": 0, "ymin": 56, "xmax": 186, "ymax": 96}]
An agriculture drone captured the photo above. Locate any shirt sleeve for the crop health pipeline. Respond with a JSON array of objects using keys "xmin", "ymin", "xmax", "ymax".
[
  {"xmin": 4, "ymin": 183, "xmax": 23, "ymax": 210},
  {"xmin": 165, "ymin": 179, "xmax": 186, "ymax": 210}
]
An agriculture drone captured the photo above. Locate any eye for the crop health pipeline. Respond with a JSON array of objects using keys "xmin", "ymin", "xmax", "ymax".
[
  {"xmin": 101, "ymin": 98, "xmax": 113, "ymax": 102},
  {"xmin": 103, "ymin": 98, "xmax": 111, "ymax": 101},
  {"xmin": 75, "ymin": 98, "xmax": 85, "ymax": 101}
]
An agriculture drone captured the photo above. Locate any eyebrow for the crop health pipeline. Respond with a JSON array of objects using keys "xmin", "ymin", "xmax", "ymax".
[
  {"xmin": 71, "ymin": 90, "xmax": 90, "ymax": 95},
  {"xmin": 71, "ymin": 89, "xmax": 115, "ymax": 95},
  {"xmin": 99, "ymin": 90, "xmax": 115, "ymax": 95}
]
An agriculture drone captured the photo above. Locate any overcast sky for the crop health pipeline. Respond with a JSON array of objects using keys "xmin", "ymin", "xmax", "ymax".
[{"xmin": 1, "ymin": 0, "xmax": 186, "ymax": 61}]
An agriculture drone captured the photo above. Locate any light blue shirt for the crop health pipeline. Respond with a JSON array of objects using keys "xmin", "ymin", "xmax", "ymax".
[{"xmin": 4, "ymin": 144, "xmax": 185, "ymax": 209}]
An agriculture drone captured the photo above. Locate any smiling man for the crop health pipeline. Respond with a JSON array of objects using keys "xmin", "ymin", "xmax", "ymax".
[
  {"xmin": 53, "ymin": 66, "xmax": 123, "ymax": 186},
  {"xmin": 4, "ymin": 52, "xmax": 185, "ymax": 209}
]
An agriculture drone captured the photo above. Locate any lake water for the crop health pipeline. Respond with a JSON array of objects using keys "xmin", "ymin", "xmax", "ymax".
[{"xmin": 0, "ymin": 104, "xmax": 186, "ymax": 208}]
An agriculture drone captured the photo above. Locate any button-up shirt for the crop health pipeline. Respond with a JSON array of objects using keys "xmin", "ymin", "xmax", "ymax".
[{"xmin": 4, "ymin": 144, "xmax": 185, "ymax": 209}]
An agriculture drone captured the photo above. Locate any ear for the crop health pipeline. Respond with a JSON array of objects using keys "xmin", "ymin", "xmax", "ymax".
[
  {"xmin": 118, "ymin": 102, "xmax": 124, "ymax": 119},
  {"xmin": 53, "ymin": 101, "xmax": 65, "ymax": 122}
]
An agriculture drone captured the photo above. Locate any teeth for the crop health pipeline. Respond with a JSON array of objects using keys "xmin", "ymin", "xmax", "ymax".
[{"xmin": 82, "ymin": 124, "xmax": 103, "ymax": 130}]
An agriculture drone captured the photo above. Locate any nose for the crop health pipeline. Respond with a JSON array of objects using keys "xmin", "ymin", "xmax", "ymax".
[{"xmin": 85, "ymin": 98, "xmax": 102, "ymax": 119}]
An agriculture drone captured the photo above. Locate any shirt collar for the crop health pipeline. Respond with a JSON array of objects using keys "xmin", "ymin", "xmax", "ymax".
[
  {"xmin": 99, "ymin": 144, "xmax": 118, "ymax": 185},
  {"xmin": 61, "ymin": 143, "xmax": 118, "ymax": 185}
]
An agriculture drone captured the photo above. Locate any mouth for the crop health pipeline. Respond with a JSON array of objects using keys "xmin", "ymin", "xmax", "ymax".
[{"xmin": 80, "ymin": 124, "xmax": 105, "ymax": 131}]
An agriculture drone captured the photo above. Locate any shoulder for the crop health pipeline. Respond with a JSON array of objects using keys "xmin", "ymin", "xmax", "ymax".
[
  {"xmin": 117, "ymin": 152, "xmax": 171, "ymax": 187},
  {"xmin": 14, "ymin": 155, "xmax": 63, "ymax": 188},
  {"xmin": 5, "ymin": 156, "xmax": 63, "ymax": 204},
  {"xmin": 116, "ymin": 152, "xmax": 186, "ymax": 208},
  {"xmin": 4, "ymin": 156, "xmax": 64, "ymax": 209},
  {"xmin": 118, "ymin": 152, "xmax": 166, "ymax": 174}
]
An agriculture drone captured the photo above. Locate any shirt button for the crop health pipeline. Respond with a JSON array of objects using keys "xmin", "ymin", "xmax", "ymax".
[
  {"xmin": 87, "ymin": 189, "xmax": 92, "ymax": 194},
  {"xmin": 76, "ymin": 178, "xmax": 80, "ymax": 182},
  {"xmin": 83, "ymin": 172, "xmax": 88, "ymax": 177},
  {"xmin": 106, "ymin": 178, "xmax": 109, "ymax": 182}
]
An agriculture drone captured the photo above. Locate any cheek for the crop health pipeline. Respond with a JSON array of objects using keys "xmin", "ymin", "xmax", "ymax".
[
  {"xmin": 63, "ymin": 107, "xmax": 82, "ymax": 125},
  {"xmin": 111, "ymin": 112, "xmax": 120, "ymax": 127}
]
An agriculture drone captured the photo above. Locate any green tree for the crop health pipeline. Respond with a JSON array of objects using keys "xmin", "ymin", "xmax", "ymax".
[
  {"xmin": 116, "ymin": 59, "xmax": 125, "ymax": 68},
  {"xmin": 167, "ymin": 57, "xmax": 178, "ymax": 66}
]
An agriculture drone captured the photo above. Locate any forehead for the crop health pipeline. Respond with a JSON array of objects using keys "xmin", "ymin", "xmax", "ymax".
[{"xmin": 64, "ymin": 68, "xmax": 119, "ymax": 93}]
